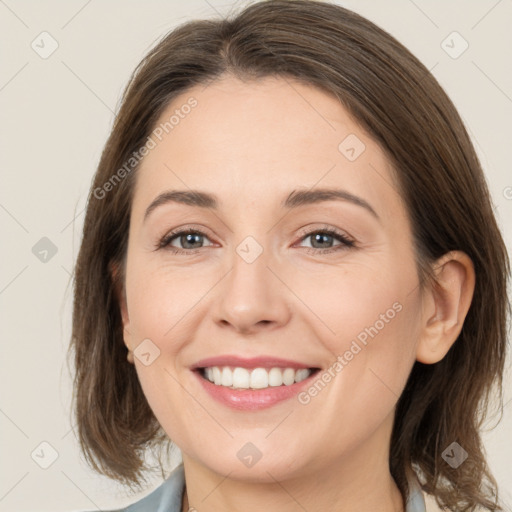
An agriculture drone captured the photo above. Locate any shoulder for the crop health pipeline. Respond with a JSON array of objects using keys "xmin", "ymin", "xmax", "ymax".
[{"xmin": 79, "ymin": 463, "xmax": 185, "ymax": 512}]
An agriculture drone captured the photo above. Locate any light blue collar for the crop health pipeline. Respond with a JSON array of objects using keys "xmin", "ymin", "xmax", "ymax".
[{"xmin": 406, "ymin": 472, "xmax": 427, "ymax": 512}]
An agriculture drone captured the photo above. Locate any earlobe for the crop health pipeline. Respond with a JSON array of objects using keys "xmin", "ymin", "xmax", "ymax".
[
  {"xmin": 109, "ymin": 261, "xmax": 134, "ymax": 364},
  {"xmin": 416, "ymin": 251, "xmax": 475, "ymax": 364}
]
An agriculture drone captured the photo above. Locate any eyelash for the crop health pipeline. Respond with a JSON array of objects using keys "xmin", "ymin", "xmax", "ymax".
[{"xmin": 157, "ymin": 225, "xmax": 355, "ymax": 256}]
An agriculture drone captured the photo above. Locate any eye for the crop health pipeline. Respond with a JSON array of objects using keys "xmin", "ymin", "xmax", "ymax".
[
  {"xmin": 157, "ymin": 227, "xmax": 213, "ymax": 254},
  {"xmin": 157, "ymin": 225, "xmax": 356, "ymax": 255},
  {"xmin": 295, "ymin": 226, "xmax": 355, "ymax": 254}
]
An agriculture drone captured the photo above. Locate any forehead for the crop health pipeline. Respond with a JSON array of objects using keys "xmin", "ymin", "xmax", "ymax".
[{"xmin": 132, "ymin": 75, "xmax": 402, "ymax": 222}]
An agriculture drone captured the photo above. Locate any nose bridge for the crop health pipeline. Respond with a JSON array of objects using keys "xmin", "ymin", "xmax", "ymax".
[{"xmin": 213, "ymin": 232, "xmax": 290, "ymax": 332}]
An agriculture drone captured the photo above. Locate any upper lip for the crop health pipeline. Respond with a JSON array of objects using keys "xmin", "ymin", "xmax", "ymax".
[{"xmin": 190, "ymin": 355, "xmax": 318, "ymax": 370}]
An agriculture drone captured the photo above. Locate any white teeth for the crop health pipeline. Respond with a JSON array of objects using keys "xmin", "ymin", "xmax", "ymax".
[
  {"xmin": 282, "ymin": 368, "xmax": 295, "ymax": 385},
  {"xmin": 221, "ymin": 367, "xmax": 232, "ymax": 387},
  {"xmin": 250, "ymin": 368, "xmax": 268, "ymax": 389},
  {"xmin": 233, "ymin": 367, "xmax": 250, "ymax": 388},
  {"xmin": 268, "ymin": 368, "xmax": 283, "ymax": 387},
  {"xmin": 202, "ymin": 366, "xmax": 313, "ymax": 389},
  {"xmin": 294, "ymin": 368, "xmax": 311, "ymax": 383},
  {"xmin": 212, "ymin": 367, "xmax": 221, "ymax": 385}
]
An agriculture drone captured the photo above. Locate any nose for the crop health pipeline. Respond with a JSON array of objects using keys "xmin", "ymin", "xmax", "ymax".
[{"xmin": 212, "ymin": 248, "xmax": 292, "ymax": 335}]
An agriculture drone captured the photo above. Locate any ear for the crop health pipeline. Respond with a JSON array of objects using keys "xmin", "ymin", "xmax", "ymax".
[
  {"xmin": 416, "ymin": 251, "xmax": 475, "ymax": 364},
  {"xmin": 109, "ymin": 261, "xmax": 134, "ymax": 364}
]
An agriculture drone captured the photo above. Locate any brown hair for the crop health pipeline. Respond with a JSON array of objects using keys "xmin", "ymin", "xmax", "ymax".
[{"xmin": 69, "ymin": 1, "xmax": 510, "ymax": 509}]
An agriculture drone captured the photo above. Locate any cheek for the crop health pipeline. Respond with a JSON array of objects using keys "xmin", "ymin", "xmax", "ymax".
[
  {"xmin": 125, "ymin": 257, "xmax": 206, "ymax": 343},
  {"xmin": 293, "ymin": 260, "xmax": 420, "ymax": 401},
  {"xmin": 290, "ymin": 263, "xmax": 408, "ymax": 348}
]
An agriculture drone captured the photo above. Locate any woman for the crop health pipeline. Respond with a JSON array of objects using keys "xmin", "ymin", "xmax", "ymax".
[{"xmin": 70, "ymin": 1, "xmax": 510, "ymax": 511}]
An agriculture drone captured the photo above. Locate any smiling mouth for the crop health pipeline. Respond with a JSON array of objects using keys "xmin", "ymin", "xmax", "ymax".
[{"xmin": 197, "ymin": 366, "xmax": 321, "ymax": 390}]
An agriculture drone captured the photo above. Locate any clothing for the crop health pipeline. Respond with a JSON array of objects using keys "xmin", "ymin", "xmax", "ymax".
[{"xmin": 85, "ymin": 463, "xmax": 441, "ymax": 512}]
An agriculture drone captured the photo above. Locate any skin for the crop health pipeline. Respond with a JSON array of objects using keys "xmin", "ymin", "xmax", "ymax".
[{"xmin": 117, "ymin": 75, "xmax": 475, "ymax": 512}]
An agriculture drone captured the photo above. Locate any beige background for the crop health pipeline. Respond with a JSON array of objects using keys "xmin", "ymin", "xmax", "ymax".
[{"xmin": 0, "ymin": 0, "xmax": 511, "ymax": 510}]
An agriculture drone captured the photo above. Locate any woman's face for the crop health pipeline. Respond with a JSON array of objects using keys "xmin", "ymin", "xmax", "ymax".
[{"xmin": 120, "ymin": 75, "xmax": 426, "ymax": 481}]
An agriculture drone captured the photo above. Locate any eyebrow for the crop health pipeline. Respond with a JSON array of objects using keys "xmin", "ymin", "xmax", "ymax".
[{"xmin": 143, "ymin": 187, "xmax": 379, "ymax": 221}]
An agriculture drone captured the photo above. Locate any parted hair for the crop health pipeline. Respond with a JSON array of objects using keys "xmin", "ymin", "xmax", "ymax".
[{"xmin": 69, "ymin": 1, "xmax": 510, "ymax": 510}]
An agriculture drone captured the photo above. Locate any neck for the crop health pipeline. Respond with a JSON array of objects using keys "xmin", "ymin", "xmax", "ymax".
[{"xmin": 180, "ymin": 428, "xmax": 405, "ymax": 512}]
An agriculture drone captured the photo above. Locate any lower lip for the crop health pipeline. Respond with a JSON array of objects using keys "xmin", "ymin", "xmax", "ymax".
[{"xmin": 193, "ymin": 370, "xmax": 319, "ymax": 410}]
